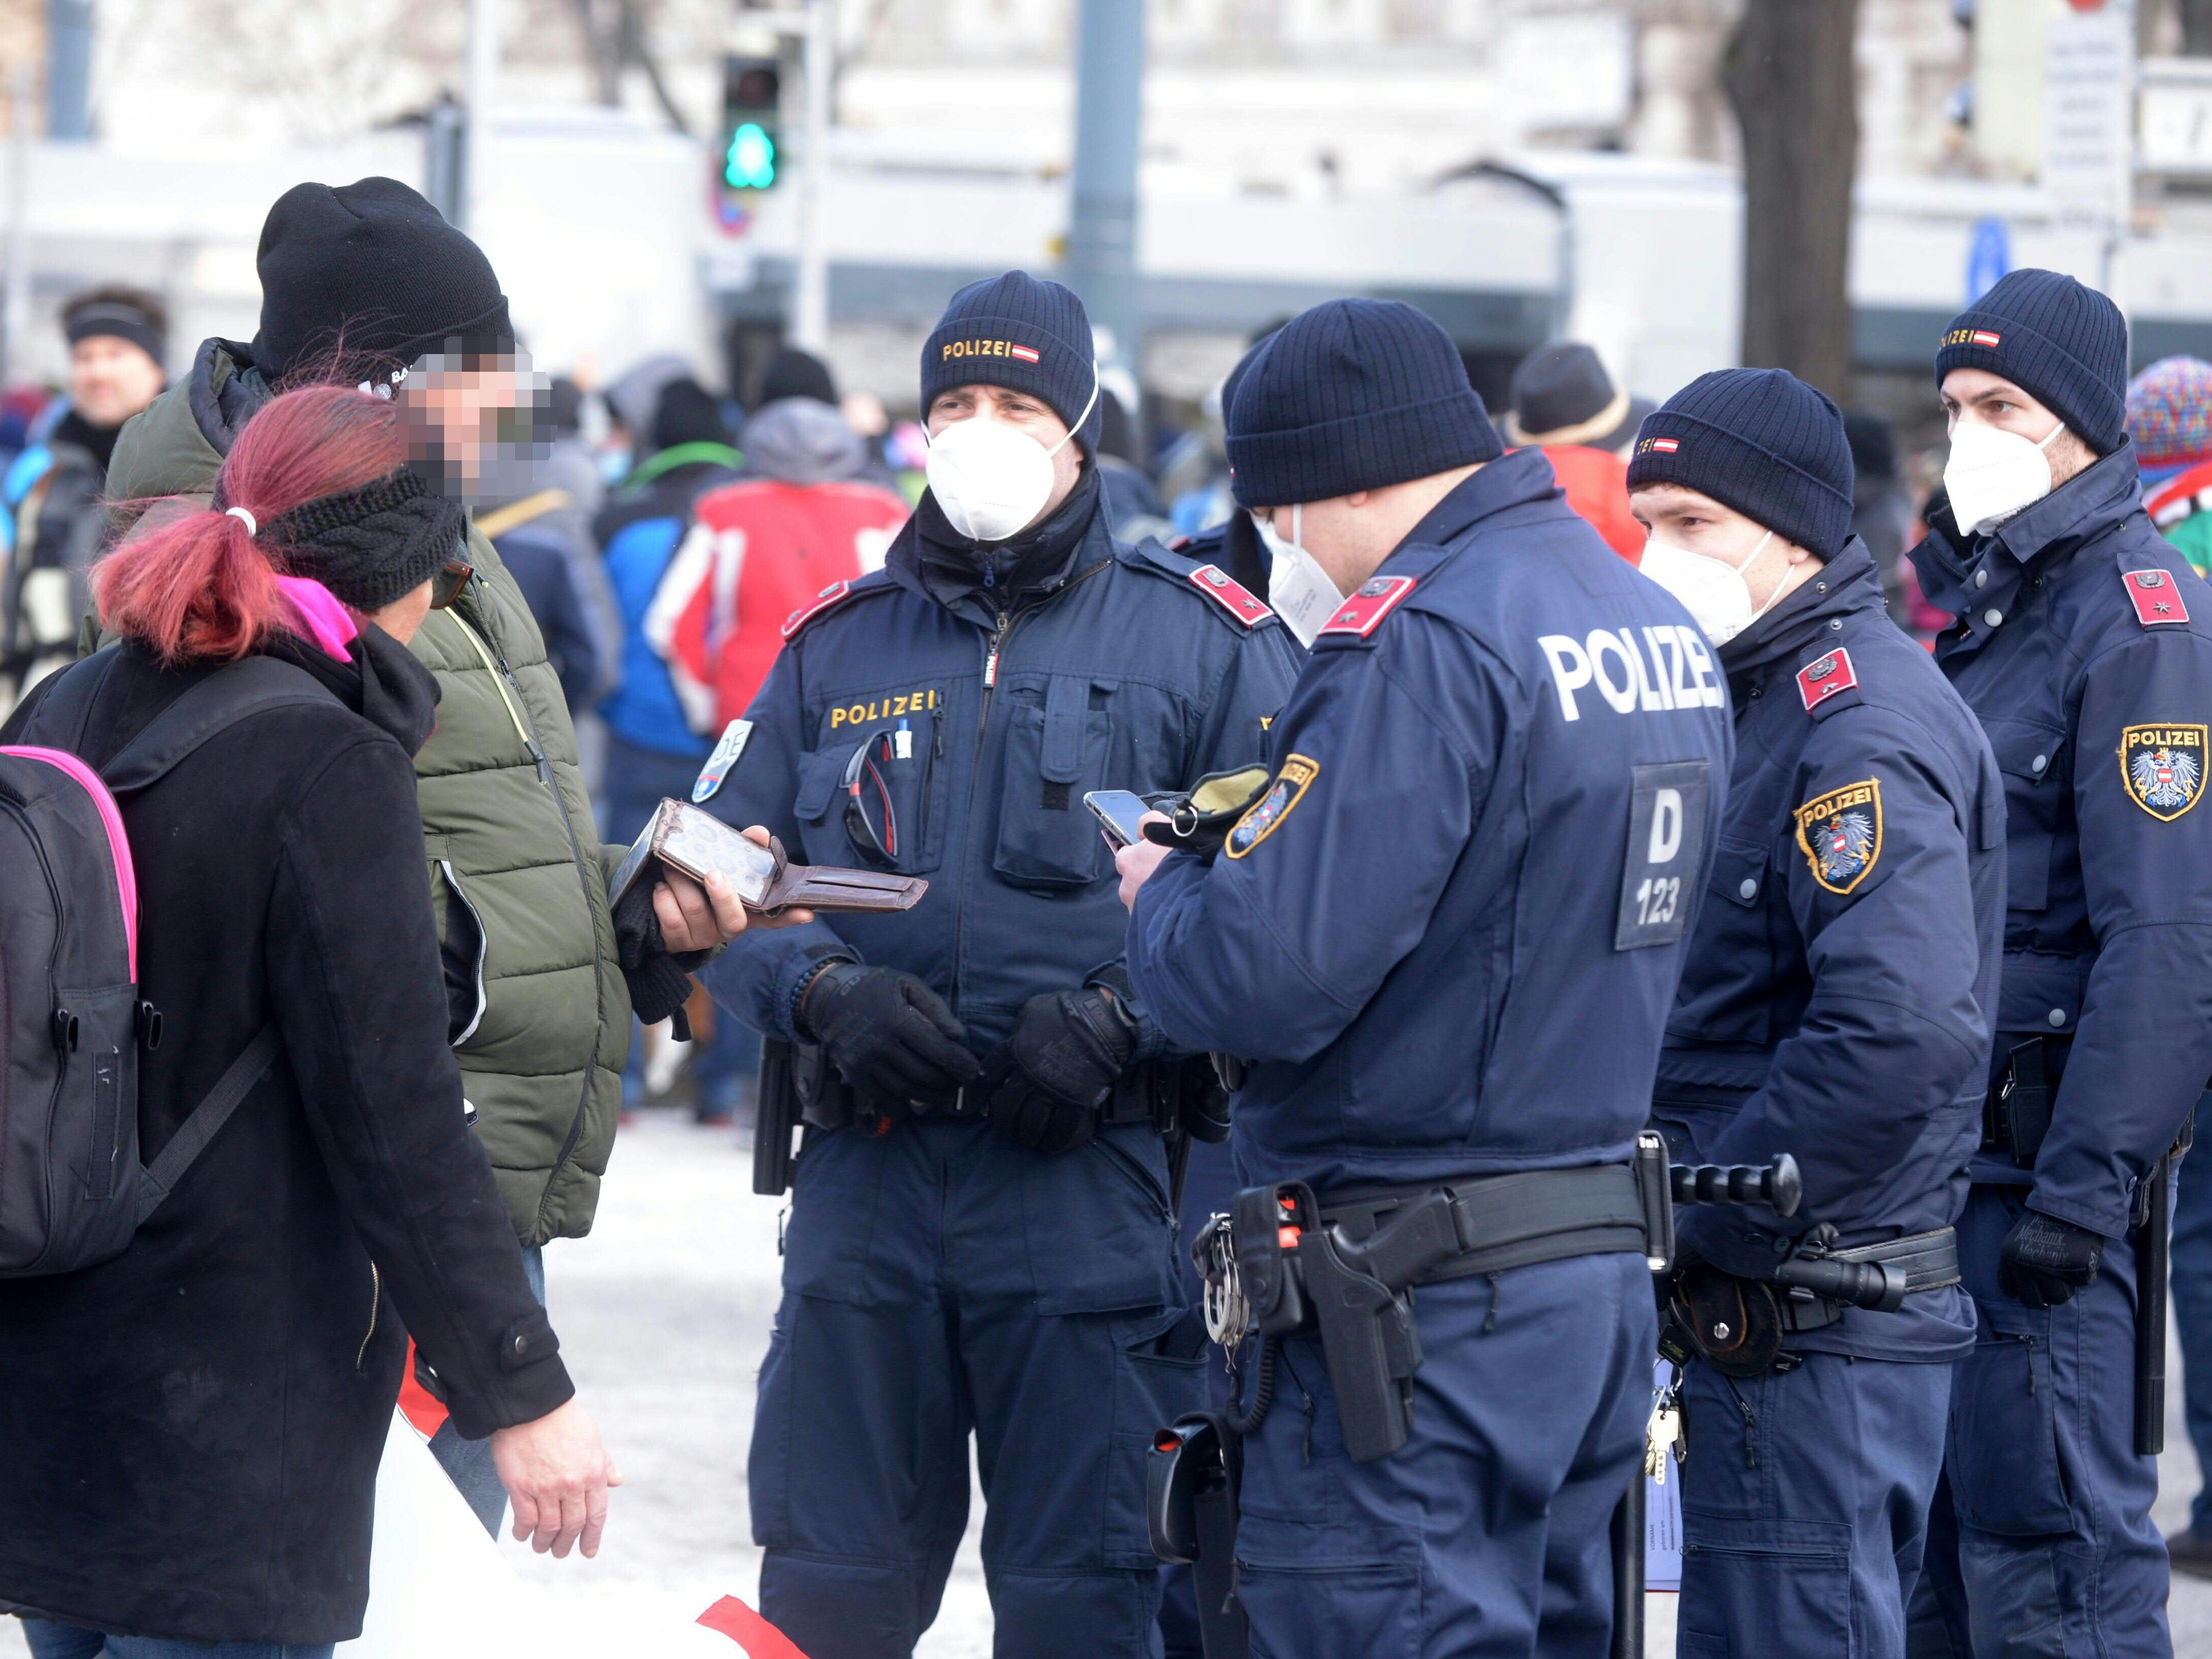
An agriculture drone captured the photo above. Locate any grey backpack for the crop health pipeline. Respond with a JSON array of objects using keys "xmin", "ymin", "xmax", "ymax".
[{"xmin": 0, "ymin": 649, "xmax": 329, "ymax": 1275}]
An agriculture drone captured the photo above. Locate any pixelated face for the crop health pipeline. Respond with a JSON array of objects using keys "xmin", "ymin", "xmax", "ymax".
[
  {"xmin": 70, "ymin": 335, "xmax": 164, "ymax": 429},
  {"xmin": 397, "ymin": 350, "xmax": 551, "ymax": 502}
]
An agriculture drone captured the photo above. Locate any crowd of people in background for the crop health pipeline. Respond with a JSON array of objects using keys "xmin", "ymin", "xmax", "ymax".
[{"xmin": 17, "ymin": 172, "xmax": 2212, "ymax": 1658}]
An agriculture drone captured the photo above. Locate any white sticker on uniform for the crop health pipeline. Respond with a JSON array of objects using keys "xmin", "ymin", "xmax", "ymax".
[{"xmin": 1616, "ymin": 760, "xmax": 1712, "ymax": 950}]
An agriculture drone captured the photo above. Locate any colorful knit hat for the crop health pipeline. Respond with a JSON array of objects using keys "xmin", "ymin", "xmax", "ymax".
[{"xmin": 2126, "ymin": 356, "xmax": 2212, "ymax": 480}]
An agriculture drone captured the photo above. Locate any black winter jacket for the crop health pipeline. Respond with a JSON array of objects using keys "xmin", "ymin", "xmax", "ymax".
[{"xmin": 0, "ymin": 629, "xmax": 573, "ymax": 1645}]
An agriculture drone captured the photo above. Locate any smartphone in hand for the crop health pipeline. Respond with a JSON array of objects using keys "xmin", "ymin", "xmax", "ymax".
[{"xmin": 1083, "ymin": 789, "xmax": 1154, "ymax": 850}]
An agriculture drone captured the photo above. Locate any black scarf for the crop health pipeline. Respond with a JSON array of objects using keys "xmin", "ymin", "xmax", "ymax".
[
  {"xmin": 914, "ymin": 466, "xmax": 1102, "ymax": 611},
  {"xmin": 52, "ymin": 406, "xmax": 122, "ymax": 475}
]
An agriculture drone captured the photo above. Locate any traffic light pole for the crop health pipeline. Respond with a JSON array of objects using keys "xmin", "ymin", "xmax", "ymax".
[
  {"xmin": 1067, "ymin": 0, "xmax": 1145, "ymax": 390},
  {"xmin": 792, "ymin": 0, "xmax": 832, "ymax": 352}
]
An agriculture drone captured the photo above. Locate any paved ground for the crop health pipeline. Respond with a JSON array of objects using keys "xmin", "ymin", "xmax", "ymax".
[{"xmin": 8, "ymin": 1107, "xmax": 2212, "ymax": 1655}]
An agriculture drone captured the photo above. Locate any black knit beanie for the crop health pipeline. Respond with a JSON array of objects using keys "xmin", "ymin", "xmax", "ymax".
[
  {"xmin": 920, "ymin": 271, "xmax": 1102, "ymax": 453},
  {"xmin": 252, "ymin": 177, "xmax": 514, "ymax": 380},
  {"xmin": 650, "ymin": 378, "xmax": 735, "ymax": 453},
  {"xmin": 1226, "ymin": 298, "xmax": 1502, "ymax": 509},
  {"xmin": 1625, "ymin": 368, "xmax": 1855, "ymax": 558},
  {"xmin": 758, "ymin": 346, "xmax": 838, "ymax": 408},
  {"xmin": 1935, "ymin": 269, "xmax": 2128, "ymax": 453},
  {"xmin": 243, "ymin": 467, "xmax": 465, "ymax": 611}
]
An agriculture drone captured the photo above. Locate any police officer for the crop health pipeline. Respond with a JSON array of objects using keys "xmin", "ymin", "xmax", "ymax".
[
  {"xmin": 1627, "ymin": 370, "xmax": 2004, "ymax": 1657},
  {"xmin": 699, "ymin": 271, "xmax": 1303, "ymax": 1659},
  {"xmin": 1907, "ymin": 270, "xmax": 2212, "ymax": 1659},
  {"xmin": 1117, "ymin": 297, "xmax": 1732, "ymax": 1656}
]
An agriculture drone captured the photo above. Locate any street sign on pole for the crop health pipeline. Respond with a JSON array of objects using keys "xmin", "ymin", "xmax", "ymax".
[{"xmin": 2042, "ymin": 0, "xmax": 2135, "ymax": 288}]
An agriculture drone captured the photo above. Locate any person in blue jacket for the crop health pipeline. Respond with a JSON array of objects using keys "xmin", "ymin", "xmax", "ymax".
[
  {"xmin": 1628, "ymin": 369, "xmax": 2005, "ymax": 1659},
  {"xmin": 1905, "ymin": 270, "xmax": 2212, "ymax": 1659},
  {"xmin": 1116, "ymin": 297, "xmax": 1733, "ymax": 1658},
  {"xmin": 698, "ymin": 272, "xmax": 1304, "ymax": 1659}
]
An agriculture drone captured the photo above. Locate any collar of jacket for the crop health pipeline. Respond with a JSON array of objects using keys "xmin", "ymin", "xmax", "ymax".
[
  {"xmin": 1719, "ymin": 537, "xmax": 1885, "ymax": 694},
  {"xmin": 1395, "ymin": 447, "xmax": 1564, "ymax": 551},
  {"xmin": 184, "ymin": 338, "xmax": 272, "ymax": 461},
  {"xmin": 891, "ymin": 464, "xmax": 1109, "ymax": 620},
  {"xmin": 1911, "ymin": 442, "xmax": 2147, "ymax": 639}
]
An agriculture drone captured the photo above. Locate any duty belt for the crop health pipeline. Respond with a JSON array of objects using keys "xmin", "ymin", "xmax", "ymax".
[
  {"xmin": 1315, "ymin": 1163, "xmax": 1653, "ymax": 1285},
  {"xmin": 1767, "ymin": 1228, "xmax": 1961, "ymax": 1335}
]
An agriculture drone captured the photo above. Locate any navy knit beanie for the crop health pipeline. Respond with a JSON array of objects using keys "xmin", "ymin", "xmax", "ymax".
[
  {"xmin": 1226, "ymin": 298, "xmax": 1501, "ymax": 508},
  {"xmin": 1625, "ymin": 368, "xmax": 1855, "ymax": 557},
  {"xmin": 921, "ymin": 271, "xmax": 1102, "ymax": 453},
  {"xmin": 1936, "ymin": 269, "xmax": 2128, "ymax": 453}
]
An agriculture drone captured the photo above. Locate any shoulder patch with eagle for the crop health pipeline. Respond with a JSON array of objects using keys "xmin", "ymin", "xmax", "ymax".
[
  {"xmin": 2120, "ymin": 724, "xmax": 2206, "ymax": 820},
  {"xmin": 1794, "ymin": 778, "xmax": 1884, "ymax": 895}
]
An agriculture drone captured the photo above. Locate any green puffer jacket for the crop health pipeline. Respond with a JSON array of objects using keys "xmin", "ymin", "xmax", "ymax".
[{"xmin": 106, "ymin": 341, "xmax": 630, "ymax": 1245}]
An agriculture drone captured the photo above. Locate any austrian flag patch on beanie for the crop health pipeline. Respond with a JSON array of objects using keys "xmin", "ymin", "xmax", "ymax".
[
  {"xmin": 1935, "ymin": 268, "xmax": 2129, "ymax": 454},
  {"xmin": 1225, "ymin": 297, "xmax": 1502, "ymax": 508},
  {"xmin": 920, "ymin": 271, "xmax": 1103, "ymax": 452},
  {"xmin": 1625, "ymin": 367, "xmax": 1855, "ymax": 557}
]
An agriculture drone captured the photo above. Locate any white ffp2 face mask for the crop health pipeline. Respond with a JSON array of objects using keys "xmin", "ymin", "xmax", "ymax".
[
  {"xmin": 1639, "ymin": 529, "xmax": 1776, "ymax": 648},
  {"xmin": 1942, "ymin": 417, "xmax": 2064, "ymax": 536},
  {"xmin": 924, "ymin": 370, "xmax": 1101, "ymax": 544},
  {"xmin": 1252, "ymin": 506, "xmax": 1341, "ymax": 647}
]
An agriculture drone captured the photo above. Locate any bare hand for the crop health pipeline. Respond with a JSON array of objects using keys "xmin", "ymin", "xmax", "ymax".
[
  {"xmin": 651, "ymin": 826, "xmax": 814, "ymax": 944},
  {"xmin": 1115, "ymin": 813, "xmax": 1176, "ymax": 911},
  {"xmin": 489, "ymin": 1397, "xmax": 623, "ymax": 1559}
]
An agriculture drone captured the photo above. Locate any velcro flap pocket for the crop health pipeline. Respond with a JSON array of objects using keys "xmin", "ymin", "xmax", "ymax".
[
  {"xmin": 1040, "ymin": 674, "xmax": 1091, "ymax": 785},
  {"xmin": 793, "ymin": 748, "xmax": 845, "ymax": 823}
]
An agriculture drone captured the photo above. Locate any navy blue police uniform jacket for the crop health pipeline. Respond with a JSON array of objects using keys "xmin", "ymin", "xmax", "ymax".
[
  {"xmin": 1910, "ymin": 444, "xmax": 2212, "ymax": 1241},
  {"xmin": 699, "ymin": 479, "xmax": 1305, "ymax": 1057},
  {"xmin": 1126, "ymin": 449, "xmax": 1736, "ymax": 1194},
  {"xmin": 1654, "ymin": 538, "xmax": 2004, "ymax": 1363}
]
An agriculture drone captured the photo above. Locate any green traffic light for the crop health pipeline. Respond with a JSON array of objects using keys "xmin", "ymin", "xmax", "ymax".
[{"xmin": 725, "ymin": 122, "xmax": 776, "ymax": 189}]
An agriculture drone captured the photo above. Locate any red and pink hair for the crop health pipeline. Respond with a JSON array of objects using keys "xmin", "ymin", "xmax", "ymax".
[{"xmin": 94, "ymin": 384, "xmax": 409, "ymax": 664}]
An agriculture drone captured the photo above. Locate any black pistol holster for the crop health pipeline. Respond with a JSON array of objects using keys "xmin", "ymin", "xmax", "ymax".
[{"xmin": 1230, "ymin": 1162, "xmax": 1659, "ymax": 1463}]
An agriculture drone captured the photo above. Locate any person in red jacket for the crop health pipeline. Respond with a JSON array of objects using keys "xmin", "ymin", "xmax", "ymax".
[
  {"xmin": 653, "ymin": 350, "xmax": 912, "ymax": 740},
  {"xmin": 1503, "ymin": 340, "xmax": 1651, "ymax": 563}
]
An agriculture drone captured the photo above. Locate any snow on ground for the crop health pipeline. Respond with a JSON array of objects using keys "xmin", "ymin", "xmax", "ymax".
[{"xmin": 7, "ymin": 1107, "xmax": 2211, "ymax": 1655}]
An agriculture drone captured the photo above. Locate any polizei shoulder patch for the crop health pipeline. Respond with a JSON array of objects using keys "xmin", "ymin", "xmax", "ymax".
[
  {"xmin": 2120, "ymin": 724, "xmax": 2207, "ymax": 820},
  {"xmin": 1795, "ymin": 778, "xmax": 1884, "ymax": 895},
  {"xmin": 2121, "ymin": 567, "xmax": 2190, "ymax": 627}
]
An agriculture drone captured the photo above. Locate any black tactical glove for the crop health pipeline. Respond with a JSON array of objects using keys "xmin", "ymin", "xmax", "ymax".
[
  {"xmin": 1998, "ymin": 1210, "xmax": 2106, "ymax": 1309},
  {"xmin": 800, "ymin": 964, "xmax": 983, "ymax": 1111},
  {"xmin": 981, "ymin": 988, "xmax": 1140, "ymax": 1155}
]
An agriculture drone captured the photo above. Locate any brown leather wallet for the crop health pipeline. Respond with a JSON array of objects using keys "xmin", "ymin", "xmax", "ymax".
[{"xmin": 609, "ymin": 799, "xmax": 927, "ymax": 915}]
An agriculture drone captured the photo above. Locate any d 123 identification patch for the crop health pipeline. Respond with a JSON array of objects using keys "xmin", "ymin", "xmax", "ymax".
[
  {"xmin": 1794, "ymin": 778, "xmax": 1884, "ymax": 896},
  {"xmin": 2120, "ymin": 724, "xmax": 2207, "ymax": 821},
  {"xmin": 1225, "ymin": 755, "xmax": 1320, "ymax": 859}
]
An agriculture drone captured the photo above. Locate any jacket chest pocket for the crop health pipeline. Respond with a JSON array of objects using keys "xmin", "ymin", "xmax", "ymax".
[
  {"xmin": 793, "ymin": 707, "xmax": 946, "ymax": 876},
  {"xmin": 994, "ymin": 672, "xmax": 1116, "ymax": 890},
  {"xmin": 1986, "ymin": 719, "xmax": 2066, "ymax": 913},
  {"xmin": 1680, "ymin": 837, "xmax": 1775, "ymax": 1044}
]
